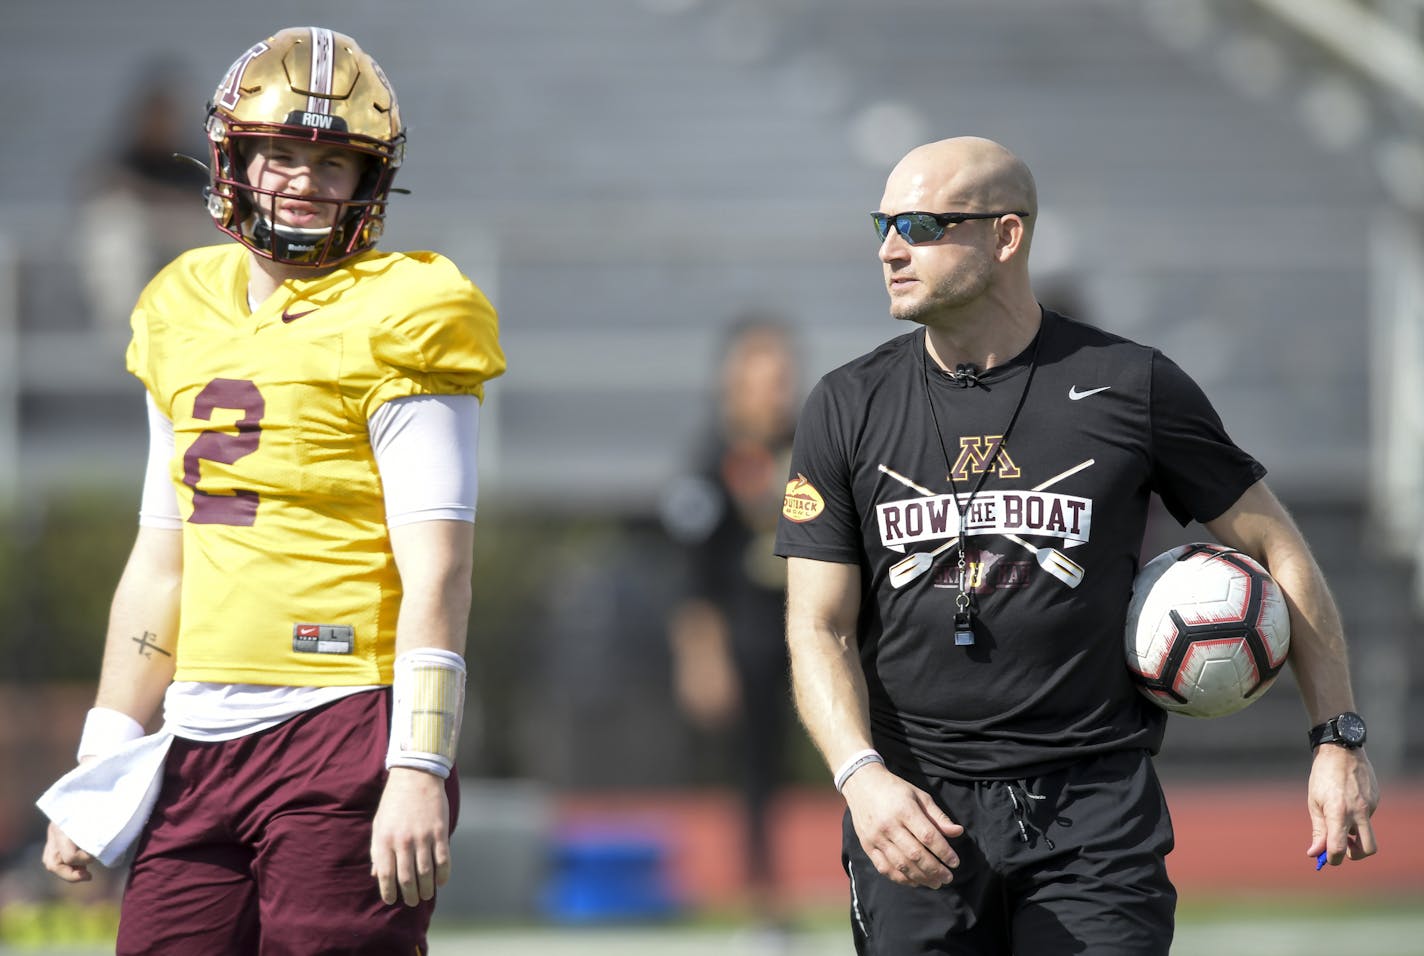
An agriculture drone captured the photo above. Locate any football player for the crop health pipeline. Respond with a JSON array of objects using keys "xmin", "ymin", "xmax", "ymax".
[{"xmin": 39, "ymin": 26, "xmax": 505, "ymax": 954}]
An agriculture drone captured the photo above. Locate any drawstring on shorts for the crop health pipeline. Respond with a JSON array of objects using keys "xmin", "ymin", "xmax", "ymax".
[{"xmin": 1004, "ymin": 781, "xmax": 1056, "ymax": 850}]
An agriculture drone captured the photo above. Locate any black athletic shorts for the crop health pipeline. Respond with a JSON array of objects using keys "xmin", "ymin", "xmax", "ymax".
[{"xmin": 842, "ymin": 749, "xmax": 1176, "ymax": 955}]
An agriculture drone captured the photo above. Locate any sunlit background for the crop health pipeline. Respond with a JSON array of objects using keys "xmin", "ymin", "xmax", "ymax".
[{"xmin": 1, "ymin": 0, "xmax": 1421, "ymax": 951}]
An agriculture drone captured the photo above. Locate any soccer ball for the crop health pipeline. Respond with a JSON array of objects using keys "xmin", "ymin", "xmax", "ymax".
[{"xmin": 1124, "ymin": 543, "xmax": 1291, "ymax": 718}]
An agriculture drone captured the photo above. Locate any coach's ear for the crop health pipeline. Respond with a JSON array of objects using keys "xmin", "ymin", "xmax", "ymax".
[{"xmin": 994, "ymin": 213, "xmax": 1028, "ymax": 263}]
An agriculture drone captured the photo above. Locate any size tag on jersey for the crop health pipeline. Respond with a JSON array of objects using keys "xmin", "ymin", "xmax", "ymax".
[{"xmin": 292, "ymin": 623, "xmax": 355, "ymax": 655}]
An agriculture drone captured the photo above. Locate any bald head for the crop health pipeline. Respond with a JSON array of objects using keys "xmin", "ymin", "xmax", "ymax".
[
  {"xmin": 884, "ymin": 137, "xmax": 1038, "ymax": 229},
  {"xmin": 876, "ymin": 137, "xmax": 1042, "ymax": 334}
]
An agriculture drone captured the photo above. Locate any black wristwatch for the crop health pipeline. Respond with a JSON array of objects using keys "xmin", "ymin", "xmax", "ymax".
[{"xmin": 1308, "ymin": 712, "xmax": 1367, "ymax": 750}]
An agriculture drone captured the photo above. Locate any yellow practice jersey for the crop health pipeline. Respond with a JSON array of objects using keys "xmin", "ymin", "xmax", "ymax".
[{"xmin": 127, "ymin": 244, "xmax": 506, "ymax": 686}]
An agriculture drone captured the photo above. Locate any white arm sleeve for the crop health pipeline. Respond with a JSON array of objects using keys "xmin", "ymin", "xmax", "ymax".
[
  {"xmin": 138, "ymin": 393, "xmax": 182, "ymax": 529},
  {"xmin": 369, "ymin": 394, "xmax": 481, "ymax": 527}
]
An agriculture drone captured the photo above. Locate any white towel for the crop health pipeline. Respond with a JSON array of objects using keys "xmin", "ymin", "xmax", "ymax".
[{"xmin": 36, "ymin": 730, "xmax": 175, "ymax": 867}]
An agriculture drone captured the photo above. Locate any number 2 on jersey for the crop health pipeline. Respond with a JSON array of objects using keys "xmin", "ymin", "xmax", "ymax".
[{"xmin": 183, "ymin": 378, "xmax": 265, "ymax": 525}]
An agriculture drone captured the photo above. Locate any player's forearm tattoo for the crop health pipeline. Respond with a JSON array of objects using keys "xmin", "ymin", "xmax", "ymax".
[{"xmin": 131, "ymin": 631, "xmax": 172, "ymax": 659}]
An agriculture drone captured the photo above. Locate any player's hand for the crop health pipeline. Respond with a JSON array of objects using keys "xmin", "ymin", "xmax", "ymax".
[
  {"xmin": 842, "ymin": 763, "xmax": 963, "ymax": 888},
  {"xmin": 1306, "ymin": 743, "xmax": 1379, "ymax": 867},
  {"xmin": 370, "ymin": 767, "xmax": 451, "ymax": 906},
  {"xmin": 42, "ymin": 821, "xmax": 95, "ymax": 883}
]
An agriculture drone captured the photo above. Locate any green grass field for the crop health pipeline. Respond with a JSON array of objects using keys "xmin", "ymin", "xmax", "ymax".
[
  {"xmin": 5, "ymin": 896, "xmax": 1420, "ymax": 954},
  {"xmin": 424, "ymin": 898, "xmax": 1424, "ymax": 955}
]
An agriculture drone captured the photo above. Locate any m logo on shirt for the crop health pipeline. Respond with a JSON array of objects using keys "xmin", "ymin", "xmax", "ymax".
[{"xmin": 950, "ymin": 435, "xmax": 1021, "ymax": 481}]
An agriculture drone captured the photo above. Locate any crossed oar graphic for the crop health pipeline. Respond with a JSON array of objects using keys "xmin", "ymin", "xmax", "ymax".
[{"xmin": 878, "ymin": 458, "xmax": 1095, "ymax": 589}]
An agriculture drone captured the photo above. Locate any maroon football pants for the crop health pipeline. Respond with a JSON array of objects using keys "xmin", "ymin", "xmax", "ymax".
[{"xmin": 116, "ymin": 689, "xmax": 460, "ymax": 956}]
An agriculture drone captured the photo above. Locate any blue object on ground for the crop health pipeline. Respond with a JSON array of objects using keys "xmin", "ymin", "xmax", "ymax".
[{"xmin": 541, "ymin": 828, "xmax": 681, "ymax": 923}]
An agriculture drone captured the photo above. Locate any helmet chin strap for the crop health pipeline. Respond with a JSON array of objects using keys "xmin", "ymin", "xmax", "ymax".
[{"xmin": 248, "ymin": 215, "xmax": 335, "ymax": 265}]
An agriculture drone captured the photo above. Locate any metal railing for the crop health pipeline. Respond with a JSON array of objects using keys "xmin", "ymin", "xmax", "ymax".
[
  {"xmin": 1233, "ymin": 0, "xmax": 1424, "ymax": 608},
  {"xmin": 1370, "ymin": 215, "xmax": 1424, "ymax": 611},
  {"xmin": 0, "ymin": 237, "xmax": 17, "ymax": 510},
  {"xmin": 1247, "ymin": 0, "xmax": 1424, "ymax": 114}
]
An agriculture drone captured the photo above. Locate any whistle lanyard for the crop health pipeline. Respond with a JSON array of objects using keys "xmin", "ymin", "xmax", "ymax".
[{"xmin": 919, "ymin": 326, "xmax": 1041, "ymax": 646}]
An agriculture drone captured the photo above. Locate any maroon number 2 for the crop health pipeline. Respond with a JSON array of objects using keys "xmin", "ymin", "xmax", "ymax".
[{"xmin": 183, "ymin": 378, "xmax": 265, "ymax": 525}]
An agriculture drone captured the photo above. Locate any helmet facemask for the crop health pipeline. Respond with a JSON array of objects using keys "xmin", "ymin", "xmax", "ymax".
[{"xmin": 204, "ymin": 27, "xmax": 405, "ymax": 268}]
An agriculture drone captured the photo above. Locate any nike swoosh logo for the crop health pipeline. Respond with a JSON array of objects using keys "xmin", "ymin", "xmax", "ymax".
[
  {"xmin": 1068, "ymin": 385, "xmax": 1112, "ymax": 401},
  {"xmin": 281, "ymin": 308, "xmax": 317, "ymax": 324}
]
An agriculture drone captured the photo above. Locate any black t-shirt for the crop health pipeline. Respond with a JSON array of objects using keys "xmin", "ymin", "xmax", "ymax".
[{"xmin": 774, "ymin": 310, "xmax": 1266, "ymax": 781}]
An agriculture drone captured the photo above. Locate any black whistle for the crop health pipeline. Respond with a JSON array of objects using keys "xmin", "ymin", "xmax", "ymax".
[{"xmin": 953, "ymin": 608, "xmax": 975, "ymax": 646}]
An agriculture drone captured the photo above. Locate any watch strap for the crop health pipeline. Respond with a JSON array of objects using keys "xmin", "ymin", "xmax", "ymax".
[{"xmin": 1307, "ymin": 718, "xmax": 1334, "ymax": 749}]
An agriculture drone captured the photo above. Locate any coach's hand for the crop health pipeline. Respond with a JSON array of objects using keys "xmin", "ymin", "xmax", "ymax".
[
  {"xmin": 1306, "ymin": 743, "xmax": 1379, "ymax": 868},
  {"xmin": 42, "ymin": 822, "xmax": 96, "ymax": 883},
  {"xmin": 371, "ymin": 767, "xmax": 451, "ymax": 906},
  {"xmin": 843, "ymin": 764, "xmax": 963, "ymax": 888}
]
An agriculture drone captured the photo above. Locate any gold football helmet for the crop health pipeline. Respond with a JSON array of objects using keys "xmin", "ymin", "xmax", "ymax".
[{"xmin": 205, "ymin": 26, "xmax": 405, "ymax": 267}]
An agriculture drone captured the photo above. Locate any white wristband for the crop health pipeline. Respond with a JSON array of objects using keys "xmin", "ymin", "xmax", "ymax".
[
  {"xmin": 386, "ymin": 649, "xmax": 467, "ymax": 779},
  {"xmin": 77, "ymin": 707, "xmax": 146, "ymax": 761},
  {"xmin": 833, "ymin": 748, "xmax": 885, "ymax": 793}
]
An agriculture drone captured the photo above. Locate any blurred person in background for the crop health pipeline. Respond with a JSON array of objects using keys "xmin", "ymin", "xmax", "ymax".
[
  {"xmin": 662, "ymin": 316, "xmax": 801, "ymax": 926},
  {"xmin": 76, "ymin": 58, "xmax": 212, "ymax": 338},
  {"xmin": 37, "ymin": 26, "xmax": 505, "ymax": 954},
  {"xmin": 776, "ymin": 136, "xmax": 1378, "ymax": 955}
]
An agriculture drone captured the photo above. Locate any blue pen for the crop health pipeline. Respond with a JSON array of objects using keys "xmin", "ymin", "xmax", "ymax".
[{"xmin": 1315, "ymin": 851, "xmax": 1328, "ymax": 871}]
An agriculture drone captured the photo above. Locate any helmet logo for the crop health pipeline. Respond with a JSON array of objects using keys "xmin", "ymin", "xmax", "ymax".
[
  {"xmin": 370, "ymin": 60, "xmax": 400, "ymax": 117},
  {"xmin": 214, "ymin": 41, "xmax": 269, "ymax": 112}
]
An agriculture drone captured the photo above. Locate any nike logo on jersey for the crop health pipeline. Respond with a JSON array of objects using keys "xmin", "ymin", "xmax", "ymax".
[
  {"xmin": 282, "ymin": 307, "xmax": 317, "ymax": 323},
  {"xmin": 1068, "ymin": 385, "xmax": 1111, "ymax": 401}
]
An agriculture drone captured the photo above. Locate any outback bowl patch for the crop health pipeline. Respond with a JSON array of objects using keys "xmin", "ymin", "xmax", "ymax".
[{"xmin": 782, "ymin": 474, "xmax": 825, "ymax": 523}]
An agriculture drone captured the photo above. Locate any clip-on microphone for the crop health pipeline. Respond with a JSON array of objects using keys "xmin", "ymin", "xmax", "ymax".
[{"xmin": 950, "ymin": 363, "xmax": 982, "ymax": 388}]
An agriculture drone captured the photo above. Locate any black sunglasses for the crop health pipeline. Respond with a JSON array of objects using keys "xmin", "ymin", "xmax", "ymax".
[{"xmin": 871, "ymin": 210, "xmax": 1030, "ymax": 245}]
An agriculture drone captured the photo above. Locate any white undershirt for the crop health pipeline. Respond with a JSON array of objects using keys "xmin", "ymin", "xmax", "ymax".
[{"xmin": 139, "ymin": 393, "xmax": 481, "ymax": 741}]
